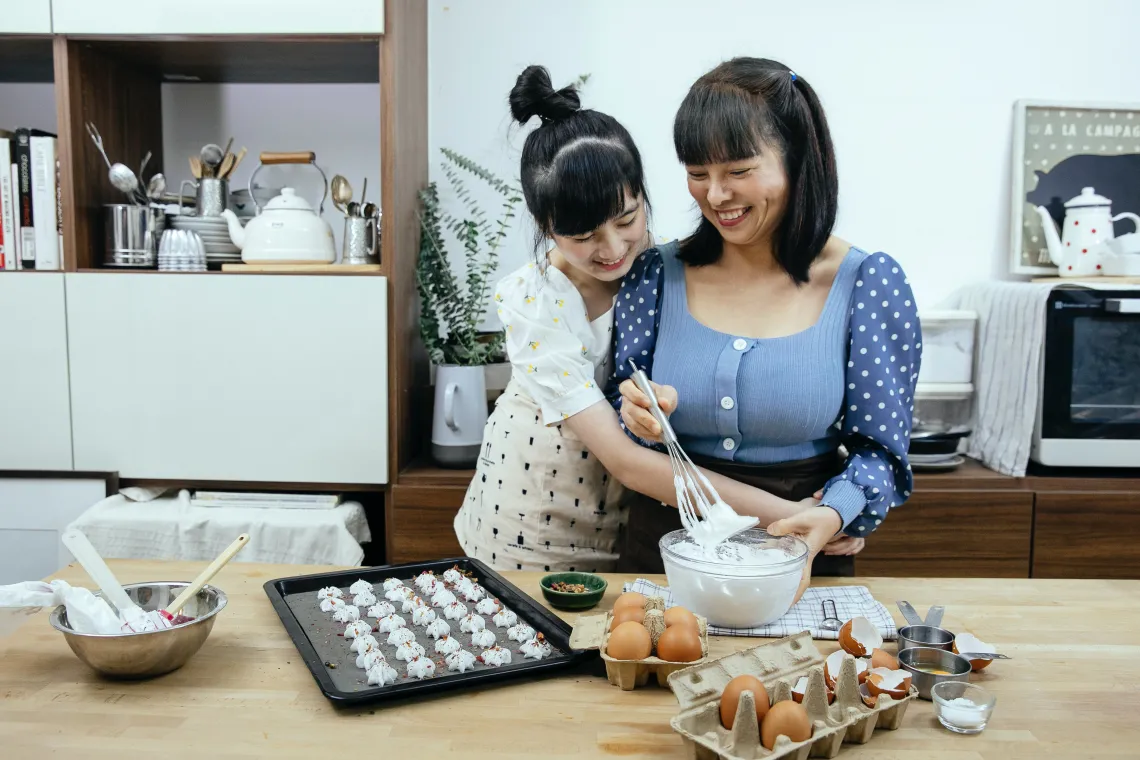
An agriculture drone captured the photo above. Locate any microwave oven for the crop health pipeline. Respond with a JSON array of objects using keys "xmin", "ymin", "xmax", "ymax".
[{"xmin": 1032, "ymin": 287, "xmax": 1140, "ymax": 467}]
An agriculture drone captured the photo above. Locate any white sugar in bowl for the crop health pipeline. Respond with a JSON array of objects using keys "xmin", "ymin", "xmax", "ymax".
[{"xmin": 659, "ymin": 529, "xmax": 808, "ymax": 628}]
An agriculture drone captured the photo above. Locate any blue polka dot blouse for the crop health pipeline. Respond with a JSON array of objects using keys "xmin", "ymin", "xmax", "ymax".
[{"xmin": 605, "ymin": 241, "xmax": 923, "ymax": 537}]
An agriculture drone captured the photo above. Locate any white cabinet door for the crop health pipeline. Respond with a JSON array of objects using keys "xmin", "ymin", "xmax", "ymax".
[
  {"xmin": 0, "ymin": 0, "xmax": 52, "ymax": 34},
  {"xmin": 0, "ymin": 476, "xmax": 108, "ymax": 585},
  {"xmin": 66, "ymin": 273, "xmax": 388, "ymax": 484},
  {"xmin": 0, "ymin": 274, "xmax": 74, "ymax": 471},
  {"xmin": 51, "ymin": 0, "xmax": 384, "ymax": 35}
]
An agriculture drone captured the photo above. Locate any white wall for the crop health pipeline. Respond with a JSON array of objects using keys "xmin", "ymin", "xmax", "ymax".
[
  {"xmin": 429, "ymin": 0, "xmax": 1140, "ymax": 320},
  {"xmin": 0, "ymin": 83, "xmax": 57, "ymax": 133},
  {"xmin": 161, "ymin": 83, "xmax": 380, "ymax": 256}
]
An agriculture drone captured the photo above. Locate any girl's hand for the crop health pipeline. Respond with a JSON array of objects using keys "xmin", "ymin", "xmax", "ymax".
[
  {"xmin": 618, "ymin": 379, "xmax": 677, "ymax": 442},
  {"xmin": 823, "ymin": 535, "xmax": 865, "ymax": 555},
  {"xmin": 767, "ymin": 506, "xmax": 844, "ymax": 604}
]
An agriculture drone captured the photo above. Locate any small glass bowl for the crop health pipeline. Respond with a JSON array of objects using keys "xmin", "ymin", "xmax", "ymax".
[{"xmin": 931, "ymin": 681, "xmax": 995, "ymax": 734}]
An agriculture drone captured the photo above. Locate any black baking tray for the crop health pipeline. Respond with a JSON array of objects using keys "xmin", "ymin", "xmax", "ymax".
[{"xmin": 264, "ymin": 557, "xmax": 597, "ymax": 705}]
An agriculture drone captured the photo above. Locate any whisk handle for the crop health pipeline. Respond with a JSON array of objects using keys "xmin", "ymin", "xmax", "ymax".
[{"xmin": 627, "ymin": 359, "xmax": 678, "ymax": 444}]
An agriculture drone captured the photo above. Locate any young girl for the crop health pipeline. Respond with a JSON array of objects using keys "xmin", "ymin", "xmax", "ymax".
[{"xmin": 454, "ymin": 66, "xmax": 836, "ymax": 574}]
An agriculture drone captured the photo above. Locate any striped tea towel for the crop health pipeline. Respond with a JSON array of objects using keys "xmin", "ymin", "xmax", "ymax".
[{"xmin": 622, "ymin": 579, "xmax": 897, "ymax": 641}]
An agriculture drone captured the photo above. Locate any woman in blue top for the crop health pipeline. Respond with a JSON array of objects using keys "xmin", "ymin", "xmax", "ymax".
[{"xmin": 610, "ymin": 57, "xmax": 922, "ymax": 581}]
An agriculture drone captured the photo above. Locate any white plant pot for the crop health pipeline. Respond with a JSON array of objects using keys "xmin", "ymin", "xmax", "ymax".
[{"xmin": 431, "ymin": 364, "xmax": 488, "ymax": 468}]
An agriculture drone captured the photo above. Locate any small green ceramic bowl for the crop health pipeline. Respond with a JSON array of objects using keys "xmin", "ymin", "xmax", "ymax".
[{"xmin": 539, "ymin": 572, "xmax": 608, "ymax": 611}]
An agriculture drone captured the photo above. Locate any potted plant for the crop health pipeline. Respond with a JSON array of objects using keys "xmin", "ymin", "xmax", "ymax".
[{"xmin": 417, "ymin": 148, "xmax": 521, "ymax": 468}]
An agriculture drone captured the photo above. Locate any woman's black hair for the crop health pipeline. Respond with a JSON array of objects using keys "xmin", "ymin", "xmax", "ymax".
[
  {"xmin": 673, "ymin": 57, "xmax": 838, "ymax": 283},
  {"xmin": 509, "ymin": 65, "xmax": 649, "ymax": 252}
]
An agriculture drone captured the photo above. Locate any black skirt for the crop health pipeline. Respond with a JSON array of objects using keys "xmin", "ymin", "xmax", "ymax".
[{"xmin": 615, "ymin": 450, "xmax": 855, "ymax": 576}]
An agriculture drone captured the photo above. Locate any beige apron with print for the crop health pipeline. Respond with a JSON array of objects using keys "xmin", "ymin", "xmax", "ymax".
[{"xmin": 454, "ymin": 379, "xmax": 626, "ymax": 572}]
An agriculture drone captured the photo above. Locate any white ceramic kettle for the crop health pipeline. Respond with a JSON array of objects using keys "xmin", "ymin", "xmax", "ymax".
[
  {"xmin": 1035, "ymin": 187, "xmax": 1140, "ymax": 277},
  {"xmin": 221, "ymin": 188, "xmax": 336, "ymax": 264}
]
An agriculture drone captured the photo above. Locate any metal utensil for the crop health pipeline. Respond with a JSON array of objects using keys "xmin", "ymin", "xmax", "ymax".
[
  {"xmin": 49, "ymin": 581, "xmax": 228, "ymax": 678},
  {"xmin": 897, "ymin": 646, "xmax": 972, "ymax": 700},
  {"xmin": 627, "ymin": 358, "xmax": 758, "ymax": 547},
  {"xmin": 146, "ymin": 172, "xmax": 166, "ymax": 201},
  {"xmin": 346, "ymin": 201, "xmax": 360, "ymax": 217},
  {"xmin": 362, "ymin": 202, "xmax": 378, "ymax": 219},
  {"xmin": 331, "ymin": 174, "xmax": 353, "ymax": 214},
  {"xmin": 138, "ymin": 150, "xmax": 152, "ymax": 180},
  {"xmin": 221, "ymin": 136, "xmax": 234, "ymax": 162},
  {"xmin": 200, "ymin": 143, "xmax": 224, "ymax": 176},
  {"xmin": 359, "ymin": 176, "xmax": 367, "ymax": 205},
  {"xmin": 957, "ymin": 652, "xmax": 1012, "ymax": 660},
  {"xmin": 820, "ymin": 598, "xmax": 841, "ymax": 631},
  {"xmin": 85, "ymin": 122, "xmax": 114, "ymax": 169},
  {"xmin": 899, "ymin": 624, "xmax": 955, "ymax": 652},
  {"xmin": 896, "ymin": 601, "xmax": 924, "ymax": 626},
  {"xmin": 925, "ymin": 605, "xmax": 945, "ymax": 628}
]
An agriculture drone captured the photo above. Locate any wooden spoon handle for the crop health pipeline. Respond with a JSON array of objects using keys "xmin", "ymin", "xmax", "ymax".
[
  {"xmin": 228, "ymin": 147, "xmax": 248, "ymax": 177},
  {"xmin": 259, "ymin": 151, "xmax": 315, "ymax": 165},
  {"xmin": 216, "ymin": 153, "xmax": 235, "ymax": 179},
  {"xmin": 162, "ymin": 534, "xmax": 250, "ymax": 618}
]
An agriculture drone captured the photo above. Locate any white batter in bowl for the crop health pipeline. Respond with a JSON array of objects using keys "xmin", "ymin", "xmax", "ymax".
[{"xmin": 659, "ymin": 529, "xmax": 808, "ymax": 628}]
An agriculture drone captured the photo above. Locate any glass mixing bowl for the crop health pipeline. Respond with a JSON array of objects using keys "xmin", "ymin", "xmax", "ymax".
[{"xmin": 659, "ymin": 528, "xmax": 808, "ymax": 628}]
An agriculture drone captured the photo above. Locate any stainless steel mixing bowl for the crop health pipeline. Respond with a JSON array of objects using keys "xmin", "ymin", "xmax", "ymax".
[{"xmin": 49, "ymin": 581, "xmax": 226, "ymax": 679}]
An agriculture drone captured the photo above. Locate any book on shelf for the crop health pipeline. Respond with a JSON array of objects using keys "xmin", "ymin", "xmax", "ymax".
[
  {"xmin": 0, "ymin": 131, "xmax": 15, "ymax": 270},
  {"xmin": 4, "ymin": 127, "xmax": 59, "ymax": 271},
  {"xmin": 189, "ymin": 491, "xmax": 343, "ymax": 510}
]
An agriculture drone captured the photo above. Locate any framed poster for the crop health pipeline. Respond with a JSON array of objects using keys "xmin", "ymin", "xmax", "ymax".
[{"xmin": 1009, "ymin": 99, "xmax": 1140, "ymax": 275}]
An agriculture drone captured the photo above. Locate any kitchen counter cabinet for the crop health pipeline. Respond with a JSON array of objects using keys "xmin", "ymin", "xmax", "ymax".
[{"xmin": 1, "ymin": 560, "xmax": 1136, "ymax": 759}]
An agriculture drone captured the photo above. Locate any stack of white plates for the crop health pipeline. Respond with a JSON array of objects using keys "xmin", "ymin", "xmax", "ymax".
[{"xmin": 168, "ymin": 214, "xmax": 243, "ymax": 264}]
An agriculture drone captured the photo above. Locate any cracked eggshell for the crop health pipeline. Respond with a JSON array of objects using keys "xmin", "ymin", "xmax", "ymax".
[
  {"xmin": 866, "ymin": 667, "xmax": 912, "ymax": 700},
  {"xmin": 825, "ymin": 649, "xmax": 868, "ymax": 688},
  {"xmin": 953, "ymin": 632, "xmax": 997, "ymax": 671},
  {"xmin": 838, "ymin": 616, "xmax": 883, "ymax": 657}
]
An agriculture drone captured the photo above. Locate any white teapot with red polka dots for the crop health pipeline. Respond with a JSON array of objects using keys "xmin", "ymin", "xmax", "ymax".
[{"xmin": 1035, "ymin": 187, "xmax": 1140, "ymax": 277}]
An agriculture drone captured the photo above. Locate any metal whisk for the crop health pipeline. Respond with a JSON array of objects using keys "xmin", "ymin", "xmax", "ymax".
[{"xmin": 627, "ymin": 359, "xmax": 758, "ymax": 546}]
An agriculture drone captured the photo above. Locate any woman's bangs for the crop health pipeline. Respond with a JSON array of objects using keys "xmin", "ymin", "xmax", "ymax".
[
  {"xmin": 547, "ymin": 142, "xmax": 640, "ymax": 237},
  {"xmin": 674, "ymin": 85, "xmax": 766, "ymax": 167}
]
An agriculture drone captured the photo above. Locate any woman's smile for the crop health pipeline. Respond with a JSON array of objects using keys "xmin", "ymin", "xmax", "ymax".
[{"xmin": 714, "ymin": 207, "xmax": 751, "ymax": 227}]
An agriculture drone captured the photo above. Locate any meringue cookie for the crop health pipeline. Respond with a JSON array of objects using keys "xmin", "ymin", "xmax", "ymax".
[
  {"xmin": 492, "ymin": 609, "xmax": 518, "ymax": 628},
  {"xmin": 377, "ymin": 614, "xmax": 407, "ymax": 633},
  {"xmin": 406, "ymin": 656, "xmax": 435, "ymax": 680},
  {"xmin": 382, "ymin": 578, "xmax": 405, "ymax": 592},
  {"xmin": 471, "ymin": 629, "xmax": 496, "ymax": 648},
  {"xmin": 446, "ymin": 650, "xmax": 478, "ymax": 674},
  {"xmin": 476, "ymin": 598, "xmax": 501, "ymax": 616},
  {"xmin": 386, "ymin": 586, "xmax": 415, "ymax": 602},
  {"xmin": 435, "ymin": 635, "xmax": 462, "ymax": 655},
  {"xmin": 478, "ymin": 646, "xmax": 512, "ymax": 667},
  {"xmin": 412, "ymin": 606, "xmax": 437, "ymax": 626},
  {"xmin": 425, "ymin": 619, "xmax": 451, "ymax": 640},
  {"xmin": 359, "ymin": 648, "xmax": 387, "ymax": 672},
  {"xmin": 332, "ymin": 605, "xmax": 361, "ymax": 624},
  {"xmin": 395, "ymin": 641, "xmax": 426, "ymax": 662},
  {"xmin": 414, "ymin": 571, "xmax": 437, "ymax": 592},
  {"xmin": 460, "ymin": 614, "xmax": 486, "ymax": 633},
  {"xmin": 353, "ymin": 590, "xmax": 378, "ymax": 607},
  {"xmin": 420, "ymin": 578, "xmax": 443, "ymax": 597},
  {"xmin": 402, "ymin": 596, "xmax": 427, "ymax": 614},
  {"xmin": 458, "ymin": 580, "xmax": 485, "ymax": 603},
  {"xmin": 349, "ymin": 579, "xmax": 374, "ymax": 596},
  {"xmin": 521, "ymin": 633, "xmax": 553, "ymax": 660},
  {"xmin": 317, "ymin": 586, "xmax": 343, "ymax": 602},
  {"xmin": 387, "ymin": 627, "xmax": 416, "ymax": 646},
  {"xmin": 350, "ymin": 633, "xmax": 379, "ymax": 654},
  {"xmin": 431, "ymin": 589, "xmax": 457, "ymax": 608},
  {"xmin": 367, "ymin": 602, "xmax": 396, "ymax": 619},
  {"xmin": 355, "ymin": 641, "xmax": 383, "ymax": 669},
  {"xmin": 320, "ymin": 597, "xmax": 346, "ymax": 613},
  {"xmin": 367, "ymin": 661, "xmax": 399, "ymax": 686},
  {"xmin": 508, "ymin": 623, "xmax": 536, "ymax": 642},
  {"xmin": 442, "ymin": 567, "xmax": 464, "ymax": 585},
  {"xmin": 443, "ymin": 601, "xmax": 469, "ymax": 621},
  {"xmin": 344, "ymin": 620, "xmax": 373, "ymax": 639}
]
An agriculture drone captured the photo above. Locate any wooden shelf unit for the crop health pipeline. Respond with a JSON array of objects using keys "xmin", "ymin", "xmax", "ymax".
[{"xmin": 1, "ymin": 3, "xmax": 430, "ymax": 559}]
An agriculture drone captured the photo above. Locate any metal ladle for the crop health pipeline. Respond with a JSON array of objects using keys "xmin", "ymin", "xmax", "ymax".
[
  {"xmin": 331, "ymin": 174, "xmax": 353, "ymax": 214},
  {"xmin": 85, "ymin": 122, "xmax": 140, "ymax": 199},
  {"xmin": 200, "ymin": 143, "xmax": 224, "ymax": 177},
  {"xmin": 146, "ymin": 173, "xmax": 166, "ymax": 203}
]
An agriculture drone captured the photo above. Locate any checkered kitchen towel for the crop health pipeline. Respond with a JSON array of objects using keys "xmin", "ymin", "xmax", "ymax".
[{"xmin": 623, "ymin": 579, "xmax": 897, "ymax": 641}]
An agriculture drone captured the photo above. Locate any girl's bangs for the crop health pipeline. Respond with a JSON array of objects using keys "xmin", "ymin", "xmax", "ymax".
[
  {"xmin": 547, "ymin": 141, "xmax": 641, "ymax": 237},
  {"xmin": 674, "ymin": 85, "xmax": 767, "ymax": 167}
]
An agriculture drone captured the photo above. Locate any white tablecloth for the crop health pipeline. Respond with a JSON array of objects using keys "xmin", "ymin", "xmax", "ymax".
[{"xmin": 68, "ymin": 494, "xmax": 371, "ymax": 566}]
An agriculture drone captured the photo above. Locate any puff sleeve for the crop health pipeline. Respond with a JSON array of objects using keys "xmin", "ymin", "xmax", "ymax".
[
  {"xmin": 605, "ymin": 248, "xmax": 665, "ymax": 411},
  {"xmin": 819, "ymin": 253, "xmax": 922, "ymax": 536},
  {"xmin": 495, "ymin": 266, "xmax": 606, "ymax": 426}
]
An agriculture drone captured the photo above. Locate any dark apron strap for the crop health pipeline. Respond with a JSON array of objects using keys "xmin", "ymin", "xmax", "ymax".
[{"xmin": 615, "ymin": 450, "xmax": 855, "ymax": 577}]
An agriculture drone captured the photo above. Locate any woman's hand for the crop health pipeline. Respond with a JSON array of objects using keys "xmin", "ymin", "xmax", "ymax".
[
  {"xmin": 823, "ymin": 535, "xmax": 865, "ymax": 555},
  {"xmin": 618, "ymin": 378, "xmax": 678, "ymax": 442},
  {"xmin": 767, "ymin": 506, "xmax": 844, "ymax": 604}
]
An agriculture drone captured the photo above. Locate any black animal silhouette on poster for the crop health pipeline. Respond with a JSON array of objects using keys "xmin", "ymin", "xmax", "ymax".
[{"xmin": 1027, "ymin": 153, "xmax": 1140, "ymax": 235}]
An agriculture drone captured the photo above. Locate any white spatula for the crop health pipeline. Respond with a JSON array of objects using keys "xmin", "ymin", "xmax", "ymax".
[
  {"xmin": 61, "ymin": 528, "xmax": 171, "ymax": 632},
  {"xmin": 159, "ymin": 533, "xmax": 249, "ymax": 623}
]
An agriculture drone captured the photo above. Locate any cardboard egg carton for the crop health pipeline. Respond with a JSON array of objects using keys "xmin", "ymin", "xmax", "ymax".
[
  {"xmin": 665, "ymin": 631, "xmax": 915, "ymax": 760},
  {"xmin": 569, "ymin": 596, "xmax": 710, "ymax": 690}
]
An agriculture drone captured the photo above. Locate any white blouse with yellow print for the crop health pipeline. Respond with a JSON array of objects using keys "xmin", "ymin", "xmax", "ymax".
[{"xmin": 493, "ymin": 260, "xmax": 615, "ymax": 427}]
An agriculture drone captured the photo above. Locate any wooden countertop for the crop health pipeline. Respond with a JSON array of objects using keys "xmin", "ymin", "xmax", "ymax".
[{"xmin": 2, "ymin": 561, "xmax": 1137, "ymax": 759}]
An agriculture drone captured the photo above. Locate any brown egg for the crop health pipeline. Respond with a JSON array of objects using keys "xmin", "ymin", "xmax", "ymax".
[
  {"xmin": 612, "ymin": 592, "xmax": 646, "ymax": 613},
  {"xmin": 760, "ymin": 700, "xmax": 812, "ymax": 750},
  {"xmin": 609, "ymin": 606, "xmax": 645, "ymax": 631},
  {"xmin": 663, "ymin": 606, "xmax": 698, "ymax": 630},
  {"xmin": 719, "ymin": 675, "xmax": 769, "ymax": 729},
  {"xmin": 606, "ymin": 621, "xmax": 652, "ymax": 660},
  {"xmin": 655, "ymin": 624, "xmax": 703, "ymax": 663},
  {"xmin": 870, "ymin": 648, "xmax": 899, "ymax": 671}
]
